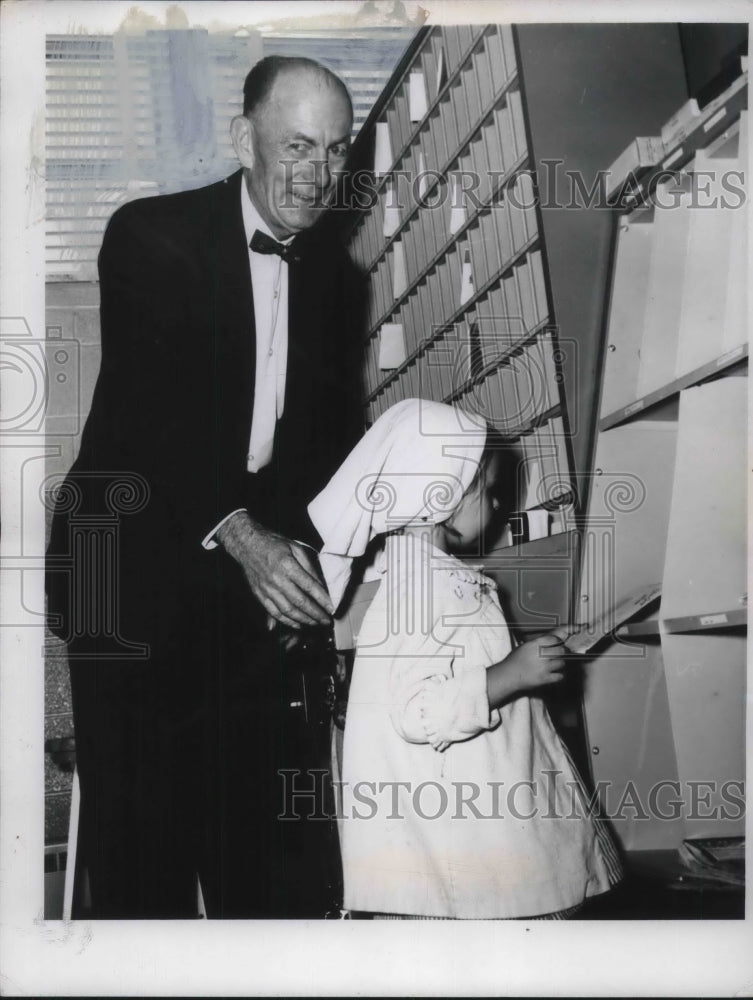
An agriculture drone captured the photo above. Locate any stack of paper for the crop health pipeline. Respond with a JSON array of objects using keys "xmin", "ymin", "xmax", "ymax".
[
  {"xmin": 565, "ymin": 583, "xmax": 662, "ymax": 655},
  {"xmin": 606, "ymin": 136, "xmax": 666, "ymax": 197},
  {"xmin": 675, "ymin": 836, "xmax": 744, "ymax": 890},
  {"xmin": 661, "ymin": 97, "xmax": 702, "ymax": 149}
]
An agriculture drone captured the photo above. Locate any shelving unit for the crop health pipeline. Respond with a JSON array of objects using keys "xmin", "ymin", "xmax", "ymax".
[
  {"xmin": 347, "ymin": 25, "xmax": 597, "ymax": 544},
  {"xmin": 346, "ymin": 22, "xmax": 693, "ymax": 540},
  {"xmin": 579, "ymin": 68, "xmax": 748, "ymax": 856},
  {"xmin": 341, "ymin": 25, "xmax": 696, "ymax": 772}
]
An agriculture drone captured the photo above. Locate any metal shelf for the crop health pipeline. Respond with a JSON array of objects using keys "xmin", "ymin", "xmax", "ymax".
[
  {"xmin": 616, "ymin": 608, "xmax": 747, "ymax": 638},
  {"xmin": 599, "ymin": 343, "xmax": 747, "ymax": 431}
]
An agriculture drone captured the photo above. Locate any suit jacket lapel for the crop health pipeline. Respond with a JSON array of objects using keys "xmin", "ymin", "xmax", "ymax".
[{"xmin": 206, "ymin": 170, "xmax": 256, "ymax": 461}]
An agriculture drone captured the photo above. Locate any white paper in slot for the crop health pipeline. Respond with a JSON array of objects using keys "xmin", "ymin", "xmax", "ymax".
[
  {"xmin": 417, "ymin": 151, "xmax": 430, "ymax": 201},
  {"xmin": 526, "ymin": 509, "xmax": 550, "ymax": 541},
  {"xmin": 547, "ymin": 416, "xmax": 570, "ymax": 497},
  {"xmin": 409, "ymin": 70, "xmax": 429, "ymax": 122},
  {"xmin": 523, "ymin": 459, "xmax": 542, "ymax": 510},
  {"xmin": 374, "ymin": 121, "xmax": 393, "ymax": 177},
  {"xmin": 378, "ymin": 323, "xmax": 407, "ymax": 369},
  {"xmin": 382, "ymin": 180, "xmax": 401, "ymax": 237},
  {"xmin": 459, "ymin": 247, "xmax": 474, "ymax": 305},
  {"xmin": 506, "ymin": 89, "xmax": 526, "ymax": 160},
  {"xmin": 435, "ymin": 45, "xmax": 446, "ymax": 94},
  {"xmin": 449, "ymin": 173, "xmax": 466, "ymax": 234},
  {"xmin": 391, "ymin": 241, "xmax": 407, "ymax": 299},
  {"xmin": 522, "ymin": 428, "xmax": 551, "ymax": 510}
]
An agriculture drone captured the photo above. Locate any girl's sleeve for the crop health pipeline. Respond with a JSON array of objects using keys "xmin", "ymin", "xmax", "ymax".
[
  {"xmin": 417, "ymin": 666, "xmax": 499, "ymax": 751},
  {"xmin": 384, "ymin": 552, "xmax": 501, "ymax": 747}
]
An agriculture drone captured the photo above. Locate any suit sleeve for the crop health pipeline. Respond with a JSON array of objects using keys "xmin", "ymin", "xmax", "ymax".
[
  {"xmin": 73, "ymin": 203, "xmax": 190, "ymax": 505},
  {"xmin": 87, "ymin": 200, "xmax": 253, "ymax": 544}
]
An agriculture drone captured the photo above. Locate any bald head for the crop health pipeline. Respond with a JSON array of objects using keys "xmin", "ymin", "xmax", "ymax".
[{"xmin": 242, "ymin": 55, "xmax": 353, "ymax": 122}]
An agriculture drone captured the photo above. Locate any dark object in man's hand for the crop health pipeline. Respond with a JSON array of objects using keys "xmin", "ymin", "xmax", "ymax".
[{"xmin": 274, "ymin": 623, "xmax": 339, "ymax": 726}]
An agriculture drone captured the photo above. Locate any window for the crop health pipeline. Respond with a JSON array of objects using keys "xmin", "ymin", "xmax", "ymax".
[{"xmin": 46, "ymin": 27, "xmax": 416, "ymax": 281}]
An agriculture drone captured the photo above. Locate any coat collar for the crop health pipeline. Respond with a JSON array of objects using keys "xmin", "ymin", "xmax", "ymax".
[{"xmin": 209, "ymin": 169, "xmax": 252, "ymax": 293}]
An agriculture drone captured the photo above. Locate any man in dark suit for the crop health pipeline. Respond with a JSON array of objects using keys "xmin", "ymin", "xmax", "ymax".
[{"xmin": 46, "ymin": 55, "xmax": 363, "ymax": 919}]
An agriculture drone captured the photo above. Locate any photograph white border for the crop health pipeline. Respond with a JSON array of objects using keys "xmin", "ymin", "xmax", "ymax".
[{"xmin": 1, "ymin": 1, "xmax": 751, "ymax": 995}]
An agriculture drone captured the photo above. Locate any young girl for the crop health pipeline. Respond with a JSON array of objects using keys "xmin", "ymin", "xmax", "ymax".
[{"xmin": 308, "ymin": 398, "xmax": 621, "ymax": 919}]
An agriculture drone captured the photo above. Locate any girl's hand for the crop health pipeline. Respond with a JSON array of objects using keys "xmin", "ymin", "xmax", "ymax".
[
  {"xmin": 504, "ymin": 627, "xmax": 569, "ymax": 692},
  {"xmin": 486, "ymin": 628, "xmax": 570, "ymax": 709}
]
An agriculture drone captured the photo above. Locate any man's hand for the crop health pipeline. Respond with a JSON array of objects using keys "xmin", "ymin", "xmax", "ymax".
[{"xmin": 216, "ymin": 511, "xmax": 333, "ymax": 628}]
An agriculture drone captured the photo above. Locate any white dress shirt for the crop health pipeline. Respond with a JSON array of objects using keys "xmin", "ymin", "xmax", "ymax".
[{"xmin": 201, "ymin": 179, "xmax": 292, "ymax": 549}]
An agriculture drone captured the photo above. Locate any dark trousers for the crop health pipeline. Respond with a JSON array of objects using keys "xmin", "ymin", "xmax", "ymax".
[{"xmin": 68, "ymin": 615, "xmax": 341, "ymax": 919}]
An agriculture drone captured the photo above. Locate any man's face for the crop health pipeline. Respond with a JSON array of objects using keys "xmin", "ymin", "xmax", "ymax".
[{"xmin": 246, "ymin": 70, "xmax": 352, "ymax": 239}]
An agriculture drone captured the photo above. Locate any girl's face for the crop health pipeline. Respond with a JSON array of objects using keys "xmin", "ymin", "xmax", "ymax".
[{"xmin": 439, "ymin": 451, "xmax": 506, "ymax": 554}]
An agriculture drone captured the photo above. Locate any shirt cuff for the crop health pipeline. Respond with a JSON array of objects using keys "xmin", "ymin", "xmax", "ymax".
[{"xmin": 201, "ymin": 509, "xmax": 248, "ymax": 550}]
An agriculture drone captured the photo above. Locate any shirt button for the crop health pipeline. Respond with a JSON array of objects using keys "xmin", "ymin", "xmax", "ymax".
[
  {"xmin": 268, "ymin": 348, "xmax": 274, "ymax": 356},
  {"xmin": 248, "ymin": 453, "xmax": 254, "ymax": 461}
]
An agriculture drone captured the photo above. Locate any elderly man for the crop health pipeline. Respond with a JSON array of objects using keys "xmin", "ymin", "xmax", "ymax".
[{"xmin": 47, "ymin": 56, "xmax": 364, "ymax": 919}]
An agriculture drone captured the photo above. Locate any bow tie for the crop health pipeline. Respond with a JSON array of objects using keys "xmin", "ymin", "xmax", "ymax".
[{"xmin": 249, "ymin": 229, "xmax": 301, "ymax": 263}]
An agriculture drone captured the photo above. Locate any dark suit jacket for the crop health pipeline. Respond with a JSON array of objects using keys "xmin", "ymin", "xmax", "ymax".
[{"xmin": 47, "ymin": 169, "xmax": 364, "ymax": 654}]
